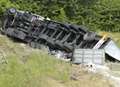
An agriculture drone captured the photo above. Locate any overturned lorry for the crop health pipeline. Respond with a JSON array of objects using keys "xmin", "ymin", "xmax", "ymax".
[{"xmin": 1, "ymin": 8, "xmax": 120, "ymax": 61}]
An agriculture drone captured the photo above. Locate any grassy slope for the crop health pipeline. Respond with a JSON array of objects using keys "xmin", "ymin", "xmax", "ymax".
[{"xmin": 0, "ymin": 34, "xmax": 114, "ymax": 87}]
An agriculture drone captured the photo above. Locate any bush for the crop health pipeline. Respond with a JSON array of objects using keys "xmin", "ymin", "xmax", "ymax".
[{"xmin": 0, "ymin": 0, "xmax": 120, "ymax": 32}]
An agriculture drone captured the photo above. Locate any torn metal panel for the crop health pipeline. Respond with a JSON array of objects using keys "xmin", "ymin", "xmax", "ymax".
[{"xmin": 105, "ymin": 40, "xmax": 120, "ymax": 61}]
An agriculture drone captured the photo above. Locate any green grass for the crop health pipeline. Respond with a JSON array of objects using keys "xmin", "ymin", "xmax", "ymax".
[
  {"xmin": 0, "ymin": 52, "xmax": 71, "ymax": 87},
  {"xmin": 0, "ymin": 34, "xmax": 114, "ymax": 87},
  {"xmin": 0, "ymin": 35, "xmax": 71, "ymax": 87},
  {"xmin": 107, "ymin": 63, "xmax": 120, "ymax": 77}
]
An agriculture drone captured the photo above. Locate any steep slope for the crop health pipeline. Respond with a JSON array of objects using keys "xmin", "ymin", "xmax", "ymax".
[{"xmin": 0, "ymin": 34, "xmax": 113, "ymax": 87}]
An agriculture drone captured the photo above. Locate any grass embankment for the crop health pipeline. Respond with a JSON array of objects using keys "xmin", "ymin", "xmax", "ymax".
[{"xmin": 0, "ymin": 34, "xmax": 114, "ymax": 87}]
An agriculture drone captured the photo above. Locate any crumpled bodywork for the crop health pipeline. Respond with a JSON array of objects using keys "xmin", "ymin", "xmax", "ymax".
[
  {"xmin": 1, "ymin": 8, "xmax": 120, "ymax": 61},
  {"xmin": 105, "ymin": 40, "xmax": 120, "ymax": 61}
]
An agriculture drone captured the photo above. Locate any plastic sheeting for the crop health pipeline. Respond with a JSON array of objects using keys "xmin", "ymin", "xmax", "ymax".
[{"xmin": 105, "ymin": 40, "xmax": 120, "ymax": 61}]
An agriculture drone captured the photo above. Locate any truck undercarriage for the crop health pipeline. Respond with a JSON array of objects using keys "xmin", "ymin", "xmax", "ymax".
[{"xmin": 1, "ymin": 8, "xmax": 120, "ymax": 61}]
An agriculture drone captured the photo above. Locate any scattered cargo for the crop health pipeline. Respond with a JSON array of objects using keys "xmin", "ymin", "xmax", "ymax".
[
  {"xmin": 1, "ymin": 8, "xmax": 120, "ymax": 62},
  {"xmin": 72, "ymin": 49, "xmax": 105, "ymax": 64}
]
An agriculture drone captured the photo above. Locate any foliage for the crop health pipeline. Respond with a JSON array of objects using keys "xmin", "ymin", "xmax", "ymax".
[{"xmin": 0, "ymin": 0, "xmax": 120, "ymax": 32}]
